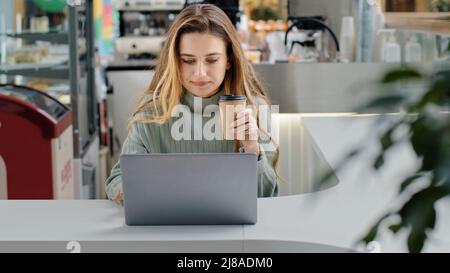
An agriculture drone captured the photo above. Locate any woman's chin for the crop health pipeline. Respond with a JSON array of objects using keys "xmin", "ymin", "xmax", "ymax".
[{"xmin": 187, "ymin": 87, "xmax": 218, "ymax": 98}]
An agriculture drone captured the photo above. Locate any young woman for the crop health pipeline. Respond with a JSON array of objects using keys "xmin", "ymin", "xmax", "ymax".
[{"xmin": 106, "ymin": 4, "xmax": 280, "ymax": 203}]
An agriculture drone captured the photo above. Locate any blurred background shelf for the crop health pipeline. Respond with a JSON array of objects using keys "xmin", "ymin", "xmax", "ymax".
[
  {"xmin": 3, "ymin": 31, "xmax": 68, "ymax": 44},
  {"xmin": 1, "ymin": 0, "xmax": 99, "ymax": 198},
  {"xmin": 385, "ymin": 12, "xmax": 450, "ymax": 35},
  {"xmin": 0, "ymin": 63, "xmax": 69, "ymax": 79}
]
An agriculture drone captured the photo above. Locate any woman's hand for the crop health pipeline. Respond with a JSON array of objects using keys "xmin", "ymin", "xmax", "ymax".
[
  {"xmin": 112, "ymin": 191, "xmax": 124, "ymax": 203},
  {"xmin": 231, "ymin": 108, "xmax": 260, "ymax": 156},
  {"xmin": 112, "ymin": 184, "xmax": 124, "ymax": 204}
]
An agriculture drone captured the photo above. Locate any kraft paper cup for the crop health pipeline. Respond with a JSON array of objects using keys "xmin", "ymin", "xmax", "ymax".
[{"xmin": 219, "ymin": 95, "xmax": 247, "ymax": 140}]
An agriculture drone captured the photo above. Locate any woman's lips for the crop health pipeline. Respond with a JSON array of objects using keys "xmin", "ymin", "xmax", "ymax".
[{"xmin": 191, "ymin": 81, "xmax": 210, "ymax": 88}]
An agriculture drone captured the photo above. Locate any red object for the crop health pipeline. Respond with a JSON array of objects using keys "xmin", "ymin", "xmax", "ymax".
[{"xmin": 0, "ymin": 85, "xmax": 72, "ymax": 199}]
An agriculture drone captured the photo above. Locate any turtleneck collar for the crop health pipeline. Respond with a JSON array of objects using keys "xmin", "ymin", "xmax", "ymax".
[{"xmin": 181, "ymin": 89, "xmax": 225, "ymax": 113}]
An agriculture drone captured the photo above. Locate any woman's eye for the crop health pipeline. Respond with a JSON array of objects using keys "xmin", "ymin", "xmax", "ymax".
[
  {"xmin": 182, "ymin": 59, "xmax": 195, "ymax": 64},
  {"xmin": 206, "ymin": 59, "xmax": 219, "ymax": 64}
]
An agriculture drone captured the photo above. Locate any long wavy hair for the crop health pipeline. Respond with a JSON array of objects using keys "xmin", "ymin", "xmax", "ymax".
[{"xmin": 129, "ymin": 4, "xmax": 282, "ymax": 180}]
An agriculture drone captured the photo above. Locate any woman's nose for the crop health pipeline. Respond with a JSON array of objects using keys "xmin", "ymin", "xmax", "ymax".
[{"xmin": 194, "ymin": 61, "xmax": 207, "ymax": 77}]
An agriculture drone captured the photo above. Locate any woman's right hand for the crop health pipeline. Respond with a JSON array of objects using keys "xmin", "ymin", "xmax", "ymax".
[
  {"xmin": 112, "ymin": 191, "xmax": 124, "ymax": 203},
  {"xmin": 111, "ymin": 184, "xmax": 124, "ymax": 204}
]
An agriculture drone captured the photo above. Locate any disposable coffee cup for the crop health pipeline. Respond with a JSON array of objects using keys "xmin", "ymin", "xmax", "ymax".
[{"xmin": 219, "ymin": 95, "xmax": 247, "ymax": 140}]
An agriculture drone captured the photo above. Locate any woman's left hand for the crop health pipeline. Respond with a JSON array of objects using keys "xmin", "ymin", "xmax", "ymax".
[{"xmin": 231, "ymin": 108, "xmax": 260, "ymax": 156}]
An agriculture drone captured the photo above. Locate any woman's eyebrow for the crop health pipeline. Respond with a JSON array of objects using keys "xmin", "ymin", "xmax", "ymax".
[{"xmin": 180, "ymin": 53, "xmax": 222, "ymax": 57}]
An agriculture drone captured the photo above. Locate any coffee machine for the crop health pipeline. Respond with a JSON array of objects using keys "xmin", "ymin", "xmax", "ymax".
[
  {"xmin": 115, "ymin": 0, "xmax": 185, "ymax": 60},
  {"xmin": 284, "ymin": 16, "xmax": 340, "ymax": 62},
  {"xmin": 287, "ymin": 0, "xmax": 353, "ymax": 62}
]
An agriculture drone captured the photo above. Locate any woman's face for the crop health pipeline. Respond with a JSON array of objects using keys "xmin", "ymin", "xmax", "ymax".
[{"xmin": 179, "ymin": 32, "xmax": 230, "ymax": 98}]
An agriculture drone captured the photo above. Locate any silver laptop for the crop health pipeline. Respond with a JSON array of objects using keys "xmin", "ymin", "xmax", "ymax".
[{"xmin": 120, "ymin": 153, "xmax": 257, "ymax": 225}]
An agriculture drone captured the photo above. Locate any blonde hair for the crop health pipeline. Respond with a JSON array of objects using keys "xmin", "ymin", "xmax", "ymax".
[{"xmin": 130, "ymin": 4, "xmax": 282, "ymax": 180}]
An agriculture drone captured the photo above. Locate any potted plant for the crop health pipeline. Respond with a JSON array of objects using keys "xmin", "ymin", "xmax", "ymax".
[{"xmin": 331, "ymin": 60, "xmax": 450, "ymax": 253}]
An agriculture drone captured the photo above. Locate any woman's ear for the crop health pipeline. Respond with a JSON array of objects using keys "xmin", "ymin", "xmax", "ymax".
[
  {"xmin": 226, "ymin": 57, "xmax": 232, "ymax": 70},
  {"xmin": 226, "ymin": 62, "xmax": 231, "ymax": 70}
]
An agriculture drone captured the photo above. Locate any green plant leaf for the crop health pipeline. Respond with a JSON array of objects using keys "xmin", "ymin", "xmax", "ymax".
[
  {"xmin": 381, "ymin": 128, "xmax": 394, "ymax": 150},
  {"xmin": 398, "ymin": 185, "xmax": 449, "ymax": 252},
  {"xmin": 372, "ymin": 127, "xmax": 397, "ymax": 171},
  {"xmin": 362, "ymin": 222, "xmax": 380, "ymax": 244},
  {"xmin": 360, "ymin": 213, "xmax": 392, "ymax": 244},
  {"xmin": 414, "ymin": 77, "xmax": 450, "ymax": 109},
  {"xmin": 357, "ymin": 95, "xmax": 407, "ymax": 112},
  {"xmin": 348, "ymin": 66, "xmax": 450, "ymax": 252},
  {"xmin": 399, "ymin": 173, "xmax": 425, "ymax": 193},
  {"xmin": 373, "ymin": 154, "xmax": 385, "ymax": 170},
  {"xmin": 410, "ymin": 118, "xmax": 440, "ymax": 171},
  {"xmin": 408, "ymin": 228, "xmax": 426, "ymax": 253},
  {"xmin": 382, "ymin": 68, "xmax": 422, "ymax": 83},
  {"xmin": 436, "ymin": 160, "xmax": 450, "ymax": 187},
  {"xmin": 388, "ymin": 224, "xmax": 402, "ymax": 234}
]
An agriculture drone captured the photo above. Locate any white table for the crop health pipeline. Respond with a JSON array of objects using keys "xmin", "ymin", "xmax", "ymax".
[{"xmin": 1, "ymin": 116, "xmax": 449, "ymax": 253}]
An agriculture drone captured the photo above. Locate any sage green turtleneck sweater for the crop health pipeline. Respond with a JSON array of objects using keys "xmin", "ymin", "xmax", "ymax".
[{"xmin": 105, "ymin": 90, "xmax": 279, "ymax": 200}]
